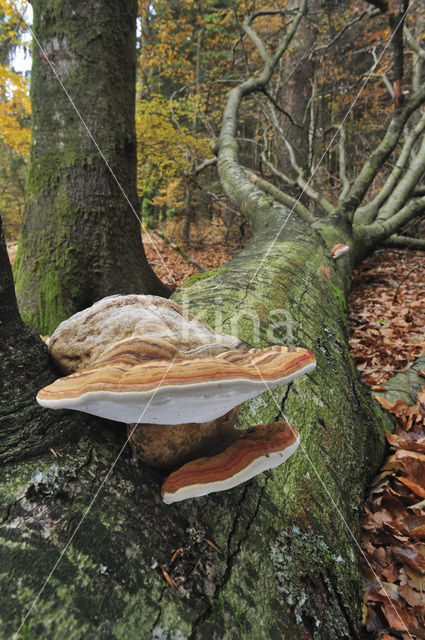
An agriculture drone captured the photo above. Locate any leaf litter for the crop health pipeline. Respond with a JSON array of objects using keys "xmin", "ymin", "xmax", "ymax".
[{"xmin": 348, "ymin": 249, "xmax": 425, "ymax": 639}]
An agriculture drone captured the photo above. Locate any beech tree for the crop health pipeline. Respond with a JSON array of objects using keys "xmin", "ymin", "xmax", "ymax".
[
  {"xmin": 1, "ymin": 2, "xmax": 425, "ymax": 639},
  {"xmin": 13, "ymin": 0, "xmax": 169, "ymax": 335}
]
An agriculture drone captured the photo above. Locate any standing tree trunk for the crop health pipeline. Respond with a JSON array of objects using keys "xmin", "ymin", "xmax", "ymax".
[
  {"xmin": 278, "ymin": 0, "xmax": 316, "ymax": 178},
  {"xmin": 14, "ymin": 0, "xmax": 169, "ymax": 335}
]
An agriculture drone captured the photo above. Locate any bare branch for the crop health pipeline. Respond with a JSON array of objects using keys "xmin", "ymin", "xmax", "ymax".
[
  {"xmin": 383, "ymin": 234, "xmax": 425, "ymax": 250},
  {"xmin": 361, "ymin": 195, "xmax": 425, "ymax": 246},
  {"xmin": 153, "ymin": 231, "xmax": 207, "ymax": 272},
  {"xmin": 260, "ymin": 149, "xmax": 297, "ymax": 187},
  {"xmin": 404, "ymin": 26, "xmax": 425, "ymax": 61},
  {"xmin": 243, "ymin": 6, "xmax": 307, "ymax": 71},
  {"xmin": 169, "ymin": 85, "xmax": 189, "ymax": 132},
  {"xmin": 340, "ymin": 80, "xmax": 425, "ymax": 216},
  {"xmin": 261, "ymin": 104, "xmax": 335, "ymax": 215},
  {"xmin": 261, "ymin": 88, "xmax": 306, "ymax": 131},
  {"xmin": 355, "ymin": 109, "xmax": 425, "ymax": 224},
  {"xmin": 283, "ymin": 138, "xmax": 334, "ymax": 215},
  {"xmin": 369, "ymin": 48, "xmax": 394, "ymax": 99},
  {"xmin": 314, "ymin": 7, "xmax": 381, "ymax": 55},
  {"xmin": 413, "ymin": 184, "xmax": 425, "ymax": 196},
  {"xmin": 190, "ymin": 157, "xmax": 218, "ymax": 176},
  {"xmin": 217, "ymin": 0, "xmax": 308, "ymax": 229},
  {"xmin": 246, "ymin": 171, "xmax": 314, "ymax": 224},
  {"xmin": 338, "ymin": 125, "xmax": 351, "ymax": 203},
  {"xmin": 377, "ymin": 129, "xmax": 425, "ymax": 221},
  {"xmin": 243, "ymin": 13, "xmax": 273, "ymax": 64}
]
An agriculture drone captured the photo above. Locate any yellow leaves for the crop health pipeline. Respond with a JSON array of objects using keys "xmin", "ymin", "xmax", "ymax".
[
  {"xmin": 0, "ymin": 0, "xmax": 29, "ymax": 42},
  {"xmin": 0, "ymin": 0, "xmax": 31, "ymax": 155},
  {"xmin": 136, "ymin": 92, "xmax": 212, "ymax": 212},
  {"xmin": 0, "ymin": 65, "xmax": 30, "ymax": 155},
  {"xmin": 151, "ymin": 178, "xmax": 185, "ymax": 211}
]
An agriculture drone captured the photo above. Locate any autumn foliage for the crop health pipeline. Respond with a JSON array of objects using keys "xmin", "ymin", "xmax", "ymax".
[
  {"xmin": 362, "ymin": 389, "xmax": 425, "ymax": 638},
  {"xmin": 349, "ymin": 250, "xmax": 425, "ymax": 387}
]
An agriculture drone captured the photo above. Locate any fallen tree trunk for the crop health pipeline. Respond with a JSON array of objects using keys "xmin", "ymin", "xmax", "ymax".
[{"xmin": 0, "ymin": 198, "xmax": 387, "ymax": 639}]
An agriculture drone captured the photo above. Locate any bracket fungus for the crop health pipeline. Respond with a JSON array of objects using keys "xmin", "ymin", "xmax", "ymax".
[
  {"xmin": 162, "ymin": 422, "xmax": 300, "ymax": 504},
  {"xmin": 37, "ymin": 295, "xmax": 316, "ymax": 502},
  {"xmin": 331, "ymin": 243, "xmax": 350, "ymax": 259},
  {"xmin": 47, "ymin": 294, "xmax": 244, "ymax": 374}
]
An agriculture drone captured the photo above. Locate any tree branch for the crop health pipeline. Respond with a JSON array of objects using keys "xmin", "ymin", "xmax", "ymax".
[
  {"xmin": 376, "ymin": 129, "xmax": 425, "ymax": 221},
  {"xmin": 338, "ymin": 125, "xmax": 351, "ymax": 203},
  {"xmin": 340, "ymin": 80, "xmax": 425, "ymax": 216},
  {"xmin": 260, "ymin": 104, "xmax": 335, "ymax": 215},
  {"xmin": 404, "ymin": 26, "xmax": 425, "ymax": 61},
  {"xmin": 246, "ymin": 170, "xmax": 314, "ymax": 224},
  {"xmin": 359, "ymin": 195, "xmax": 425, "ymax": 249},
  {"xmin": 354, "ymin": 109, "xmax": 425, "ymax": 224},
  {"xmin": 314, "ymin": 7, "xmax": 381, "ymax": 55},
  {"xmin": 261, "ymin": 88, "xmax": 306, "ymax": 131},
  {"xmin": 368, "ymin": 48, "xmax": 394, "ymax": 99},
  {"xmin": 153, "ymin": 231, "xmax": 207, "ymax": 272},
  {"xmin": 413, "ymin": 184, "xmax": 425, "ymax": 196},
  {"xmin": 189, "ymin": 157, "xmax": 218, "ymax": 176},
  {"xmin": 282, "ymin": 137, "xmax": 335, "ymax": 215},
  {"xmin": 217, "ymin": 1, "xmax": 308, "ymax": 230},
  {"xmin": 383, "ymin": 234, "xmax": 425, "ymax": 250},
  {"xmin": 260, "ymin": 145, "xmax": 297, "ymax": 187}
]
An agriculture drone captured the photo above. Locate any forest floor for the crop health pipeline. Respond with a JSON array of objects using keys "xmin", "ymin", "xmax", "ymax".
[
  {"xmin": 349, "ymin": 250, "xmax": 425, "ymax": 640},
  {"xmin": 6, "ymin": 227, "xmax": 425, "ymax": 638}
]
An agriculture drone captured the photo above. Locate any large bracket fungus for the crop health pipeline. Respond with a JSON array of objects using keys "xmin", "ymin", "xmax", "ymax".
[{"xmin": 37, "ymin": 295, "xmax": 316, "ymax": 503}]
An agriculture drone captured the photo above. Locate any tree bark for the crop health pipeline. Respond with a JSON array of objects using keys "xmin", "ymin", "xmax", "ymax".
[
  {"xmin": 0, "ymin": 214, "xmax": 103, "ymax": 466},
  {"xmin": 278, "ymin": 0, "xmax": 316, "ymax": 178},
  {"xmin": 13, "ymin": 0, "xmax": 169, "ymax": 335}
]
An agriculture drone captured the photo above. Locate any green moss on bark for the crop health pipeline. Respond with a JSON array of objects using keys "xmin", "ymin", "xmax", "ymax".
[
  {"xmin": 14, "ymin": 0, "xmax": 169, "ymax": 334},
  {"xmin": 178, "ymin": 267, "xmax": 227, "ymax": 289}
]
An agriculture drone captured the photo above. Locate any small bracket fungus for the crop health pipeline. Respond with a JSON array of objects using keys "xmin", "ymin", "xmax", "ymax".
[
  {"xmin": 37, "ymin": 295, "xmax": 316, "ymax": 503},
  {"xmin": 161, "ymin": 422, "xmax": 299, "ymax": 504},
  {"xmin": 331, "ymin": 243, "xmax": 350, "ymax": 259}
]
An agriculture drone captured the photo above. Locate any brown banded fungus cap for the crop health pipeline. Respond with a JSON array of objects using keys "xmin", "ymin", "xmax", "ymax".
[
  {"xmin": 37, "ymin": 339, "xmax": 316, "ymax": 425},
  {"xmin": 162, "ymin": 422, "xmax": 299, "ymax": 504},
  {"xmin": 331, "ymin": 243, "xmax": 350, "ymax": 259},
  {"xmin": 47, "ymin": 294, "xmax": 244, "ymax": 374}
]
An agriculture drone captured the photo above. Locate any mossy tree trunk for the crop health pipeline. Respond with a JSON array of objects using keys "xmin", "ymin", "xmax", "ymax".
[
  {"xmin": 0, "ymin": 181, "xmax": 387, "ymax": 640},
  {"xmin": 14, "ymin": 0, "xmax": 169, "ymax": 335}
]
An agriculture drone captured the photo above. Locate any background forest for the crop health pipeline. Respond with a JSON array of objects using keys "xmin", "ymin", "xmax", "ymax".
[{"xmin": 2, "ymin": 0, "xmax": 424, "ymax": 250}]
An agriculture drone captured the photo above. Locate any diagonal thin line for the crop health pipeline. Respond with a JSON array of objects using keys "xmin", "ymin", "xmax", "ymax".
[
  {"xmin": 247, "ymin": 355, "xmax": 414, "ymax": 640},
  {"xmin": 249, "ymin": 1, "xmax": 416, "ymax": 286},
  {"xmin": 13, "ymin": 356, "xmax": 177, "ymax": 639},
  {"xmin": 9, "ymin": 0, "xmax": 177, "ymax": 286}
]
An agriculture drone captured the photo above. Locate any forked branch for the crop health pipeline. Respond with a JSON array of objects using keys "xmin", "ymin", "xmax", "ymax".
[{"xmin": 217, "ymin": 1, "xmax": 308, "ymax": 228}]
